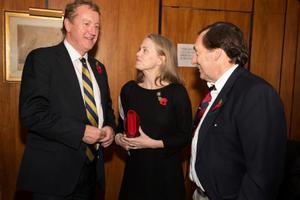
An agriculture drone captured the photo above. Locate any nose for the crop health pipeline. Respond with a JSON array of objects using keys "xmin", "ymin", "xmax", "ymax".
[{"xmin": 136, "ymin": 49, "xmax": 142, "ymax": 57}]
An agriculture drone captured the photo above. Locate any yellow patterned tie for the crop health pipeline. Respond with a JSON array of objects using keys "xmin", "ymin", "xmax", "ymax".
[{"xmin": 80, "ymin": 57, "xmax": 98, "ymax": 161}]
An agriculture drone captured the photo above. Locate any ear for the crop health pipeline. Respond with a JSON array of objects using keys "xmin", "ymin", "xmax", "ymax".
[
  {"xmin": 157, "ymin": 55, "xmax": 166, "ymax": 67},
  {"xmin": 213, "ymin": 48, "xmax": 223, "ymax": 61},
  {"xmin": 64, "ymin": 19, "xmax": 72, "ymax": 33}
]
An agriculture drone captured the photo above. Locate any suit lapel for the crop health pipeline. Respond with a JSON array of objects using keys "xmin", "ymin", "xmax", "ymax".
[
  {"xmin": 55, "ymin": 42, "xmax": 86, "ymax": 117},
  {"xmin": 88, "ymin": 57, "xmax": 100, "ymax": 83},
  {"xmin": 196, "ymin": 66, "xmax": 246, "ymax": 153},
  {"xmin": 88, "ymin": 57, "xmax": 106, "ymax": 116}
]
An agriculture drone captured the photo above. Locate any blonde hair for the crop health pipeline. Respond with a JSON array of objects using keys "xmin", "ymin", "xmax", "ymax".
[{"xmin": 136, "ymin": 34, "xmax": 181, "ymax": 85}]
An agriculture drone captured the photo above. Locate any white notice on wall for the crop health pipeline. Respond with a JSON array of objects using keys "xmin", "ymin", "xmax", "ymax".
[{"xmin": 177, "ymin": 43, "xmax": 195, "ymax": 67}]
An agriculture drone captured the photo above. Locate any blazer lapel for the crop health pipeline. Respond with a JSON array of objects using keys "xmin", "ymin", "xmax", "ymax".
[
  {"xmin": 196, "ymin": 66, "xmax": 246, "ymax": 153},
  {"xmin": 88, "ymin": 57, "xmax": 107, "ymax": 116},
  {"xmin": 55, "ymin": 42, "xmax": 86, "ymax": 117},
  {"xmin": 88, "ymin": 57, "xmax": 99, "ymax": 83}
]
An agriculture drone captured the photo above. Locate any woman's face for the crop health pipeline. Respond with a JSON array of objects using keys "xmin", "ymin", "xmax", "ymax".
[{"xmin": 135, "ymin": 38, "xmax": 162, "ymax": 72}]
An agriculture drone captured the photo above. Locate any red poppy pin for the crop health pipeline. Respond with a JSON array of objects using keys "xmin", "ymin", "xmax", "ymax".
[
  {"xmin": 211, "ymin": 99, "xmax": 223, "ymax": 112},
  {"xmin": 156, "ymin": 92, "xmax": 168, "ymax": 106},
  {"xmin": 95, "ymin": 62, "xmax": 102, "ymax": 74}
]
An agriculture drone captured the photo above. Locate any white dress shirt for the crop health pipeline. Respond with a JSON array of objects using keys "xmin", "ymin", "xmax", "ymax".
[
  {"xmin": 64, "ymin": 40, "xmax": 104, "ymax": 128},
  {"xmin": 189, "ymin": 64, "xmax": 239, "ymax": 190}
]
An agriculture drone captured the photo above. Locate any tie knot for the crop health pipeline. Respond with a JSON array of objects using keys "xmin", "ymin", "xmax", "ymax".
[
  {"xmin": 208, "ymin": 85, "xmax": 216, "ymax": 91},
  {"xmin": 80, "ymin": 57, "xmax": 87, "ymax": 65}
]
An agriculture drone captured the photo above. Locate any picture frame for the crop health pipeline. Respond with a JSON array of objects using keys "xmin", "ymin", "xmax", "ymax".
[{"xmin": 4, "ymin": 10, "xmax": 63, "ymax": 82}]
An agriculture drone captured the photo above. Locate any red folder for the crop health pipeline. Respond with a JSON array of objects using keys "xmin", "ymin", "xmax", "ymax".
[{"xmin": 125, "ymin": 110, "xmax": 140, "ymax": 138}]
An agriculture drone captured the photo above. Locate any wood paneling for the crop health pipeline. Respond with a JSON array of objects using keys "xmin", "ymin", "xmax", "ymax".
[
  {"xmin": 280, "ymin": 0, "xmax": 300, "ymax": 137},
  {"xmin": 254, "ymin": 0, "xmax": 286, "ymax": 14},
  {"xmin": 250, "ymin": 0, "xmax": 286, "ymax": 92},
  {"xmin": 250, "ymin": 15, "xmax": 285, "ymax": 90},
  {"xmin": 48, "ymin": 0, "xmax": 73, "ymax": 10},
  {"xmin": 0, "ymin": 1, "xmax": 159, "ymax": 200},
  {"xmin": 163, "ymin": 0, "xmax": 253, "ymax": 12},
  {"xmin": 0, "ymin": 0, "xmax": 44, "ymax": 10},
  {"xmin": 290, "ymin": 10, "xmax": 300, "ymax": 140}
]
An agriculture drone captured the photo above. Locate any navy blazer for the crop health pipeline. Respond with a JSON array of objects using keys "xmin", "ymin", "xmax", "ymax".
[
  {"xmin": 17, "ymin": 42, "xmax": 116, "ymax": 195},
  {"xmin": 195, "ymin": 66, "xmax": 286, "ymax": 200}
]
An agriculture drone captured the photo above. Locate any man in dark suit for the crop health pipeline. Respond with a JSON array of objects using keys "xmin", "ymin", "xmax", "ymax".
[
  {"xmin": 189, "ymin": 22, "xmax": 287, "ymax": 200},
  {"xmin": 17, "ymin": 0, "xmax": 116, "ymax": 199}
]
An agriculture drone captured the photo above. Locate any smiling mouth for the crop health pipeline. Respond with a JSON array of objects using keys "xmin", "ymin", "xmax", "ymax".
[{"xmin": 85, "ymin": 36, "xmax": 95, "ymax": 40}]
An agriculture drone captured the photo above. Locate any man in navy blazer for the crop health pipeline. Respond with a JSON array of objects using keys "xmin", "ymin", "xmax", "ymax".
[
  {"xmin": 189, "ymin": 22, "xmax": 286, "ymax": 200},
  {"xmin": 17, "ymin": 0, "xmax": 116, "ymax": 199}
]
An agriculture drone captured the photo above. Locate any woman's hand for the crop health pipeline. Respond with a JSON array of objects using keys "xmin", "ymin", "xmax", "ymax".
[
  {"xmin": 115, "ymin": 133, "xmax": 131, "ymax": 151},
  {"xmin": 123, "ymin": 127, "xmax": 164, "ymax": 149}
]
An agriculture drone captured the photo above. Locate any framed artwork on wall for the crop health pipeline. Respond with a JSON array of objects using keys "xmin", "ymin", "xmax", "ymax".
[{"xmin": 3, "ymin": 9, "xmax": 63, "ymax": 81}]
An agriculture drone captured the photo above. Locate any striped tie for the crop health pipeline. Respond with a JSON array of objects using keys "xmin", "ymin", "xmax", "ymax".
[{"xmin": 80, "ymin": 57, "xmax": 98, "ymax": 161}]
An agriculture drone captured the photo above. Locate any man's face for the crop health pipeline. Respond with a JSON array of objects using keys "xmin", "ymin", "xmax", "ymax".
[
  {"xmin": 65, "ymin": 5, "xmax": 100, "ymax": 55},
  {"xmin": 192, "ymin": 31, "xmax": 217, "ymax": 82}
]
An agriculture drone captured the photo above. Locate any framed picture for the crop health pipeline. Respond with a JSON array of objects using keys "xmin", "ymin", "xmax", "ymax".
[{"xmin": 4, "ymin": 10, "xmax": 63, "ymax": 81}]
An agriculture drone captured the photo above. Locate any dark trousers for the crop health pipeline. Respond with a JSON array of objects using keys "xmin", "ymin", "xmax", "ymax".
[{"xmin": 32, "ymin": 161, "xmax": 96, "ymax": 200}]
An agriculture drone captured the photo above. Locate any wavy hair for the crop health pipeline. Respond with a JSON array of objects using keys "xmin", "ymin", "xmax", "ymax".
[{"xmin": 199, "ymin": 22, "xmax": 249, "ymax": 67}]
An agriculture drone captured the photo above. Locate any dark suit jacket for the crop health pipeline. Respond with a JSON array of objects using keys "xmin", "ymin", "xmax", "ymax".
[
  {"xmin": 277, "ymin": 140, "xmax": 300, "ymax": 200},
  {"xmin": 195, "ymin": 66, "xmax": 286, "ymax": 200},
  {"xmin": 17, "ymin": 42, "xmax": 116, "ymax": 195}
]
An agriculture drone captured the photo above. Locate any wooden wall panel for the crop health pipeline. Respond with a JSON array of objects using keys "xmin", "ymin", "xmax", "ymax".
[
  {"xmin": 48, "ymin": 0, "xmax": 73, "ymax": 9},
  {"xmin": 0, "ymin": 1, "xmax": 159, "ymax": 200},
  {"xmin": 0, "ymin": 0, "xmax": 44, "ymax": 10},
  {"xmin": 290, "ymin": 12, "xmax": 300, "ymax": 140},
  {"xmin": 250, "ymin": 4, "xmax": 285, "ymax": 91},
  {"xmin": 280, "ymin": 0, "xmax": 300, "ymax": 137},
  {"xmin": 254, "ymin": 0, "xmax": 286, "ymax": 14},
  {"xmin": 163, "ymin": 0, "xmax": 253, "ymax": 12}
]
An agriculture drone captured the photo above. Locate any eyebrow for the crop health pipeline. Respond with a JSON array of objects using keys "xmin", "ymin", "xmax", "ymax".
[{"xmin": 193, "ymin": 46, "xmax": 197, "ymax": 52}]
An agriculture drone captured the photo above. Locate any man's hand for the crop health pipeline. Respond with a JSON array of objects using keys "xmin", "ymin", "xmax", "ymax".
[
  {"xmin": 99, "ymin": 126, "xmax": 115, "ymax": 148},
  {"xmin": 82, "ymin": 125, "xmax": 105, "ymax": 144}
]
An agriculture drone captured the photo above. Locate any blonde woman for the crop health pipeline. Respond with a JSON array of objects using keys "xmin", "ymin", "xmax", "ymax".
[{"xmin": 115, "ymin": 34, "xmax": 192, "ymax": 200}]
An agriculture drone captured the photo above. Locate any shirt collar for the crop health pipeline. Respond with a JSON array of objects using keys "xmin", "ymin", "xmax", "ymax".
[
  {"xmin": 64, "ymin": 39, "xmax": 88, "ymax": 62},
  {"xmin": 207, "ymin": 64, "xmax": 239, "ymax": 92}
]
